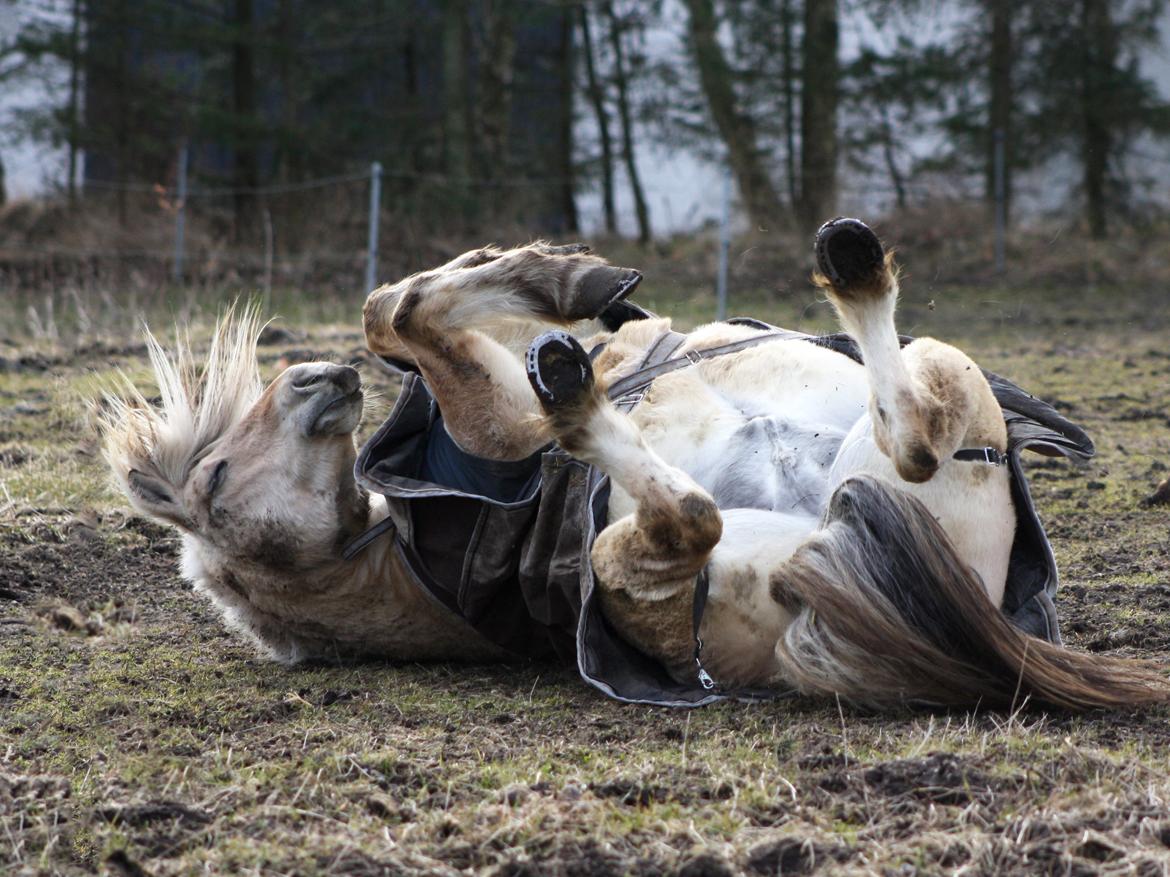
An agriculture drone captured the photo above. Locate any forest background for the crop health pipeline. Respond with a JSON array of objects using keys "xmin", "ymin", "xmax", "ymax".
[{"xmin": 1, "ymin": 0, "xmax": 1168, "ymax": 300}]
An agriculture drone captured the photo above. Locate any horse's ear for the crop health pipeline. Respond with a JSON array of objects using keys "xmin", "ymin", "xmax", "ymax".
[{"xmin": 126, "ymin": 469, "xmax": 189, "ymax": 529}]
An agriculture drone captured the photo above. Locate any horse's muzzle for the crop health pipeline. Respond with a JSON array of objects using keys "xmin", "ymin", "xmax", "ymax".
[{"xmin": 287, "ymin": 363, "xmax": 364, "ymax": 436}]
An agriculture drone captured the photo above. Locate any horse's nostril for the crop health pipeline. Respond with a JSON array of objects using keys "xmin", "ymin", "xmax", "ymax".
[
  {"xmin": 909, "ymin": 446, "xmax": 939, "ymax": 472},
  {"xmin": 330, "ymin": 365, "xmax": 361, "ymax": 395}
]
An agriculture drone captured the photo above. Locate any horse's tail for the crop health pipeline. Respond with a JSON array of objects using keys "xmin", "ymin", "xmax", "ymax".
[{"xmin": 770, "ymin": 476, "xmax": 1170, "ymax": 711}]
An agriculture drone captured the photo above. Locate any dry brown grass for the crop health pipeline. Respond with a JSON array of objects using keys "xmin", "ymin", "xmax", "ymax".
[{"xmin": 1, "ymin": 268, "xmax": 1170, "ymax": 875}]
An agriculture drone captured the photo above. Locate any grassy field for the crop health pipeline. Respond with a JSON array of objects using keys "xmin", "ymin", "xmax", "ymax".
[{"xmin": 2, "ymin": 262, "xmax": 1170, "ymax": 876}]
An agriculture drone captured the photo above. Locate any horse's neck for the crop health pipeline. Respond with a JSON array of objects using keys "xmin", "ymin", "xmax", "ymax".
[
  {"xmin": 187, "ymin": 498, "xmax": 505, "ymax": 662},
  {"xmin": 330, "ymin": 511, "xmax": 507, "ymax": 660}
]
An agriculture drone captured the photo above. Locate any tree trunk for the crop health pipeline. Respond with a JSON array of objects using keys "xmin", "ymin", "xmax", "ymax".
[
  {"xmin": 1081, "ymin": 0, "xmax": 1114, "ymax": 240},
  {"xmin": 602, "ymin": 1, "xmax": 651, "ymax": 245},
  {"xmin": 442, "ymin": 0, "xmax": 471, "ymax": 183},
  {"xmin": 403, "ymin": 21, "xmax": 423, "ymax": 175},
  {"xmin": 781, "ymin": 0, "xmax": 798, "ymax": 208},
  {"xmin": 579, "ymin": 3, "xmax": 616, "ymax": 234},
  {"xmin": 0, "ymin": 153, "xmax": 7, "ymax": 208},
  {"xmin": 798, "ymin": 0, "xmax": 839, "ymax": 233},
  {"xmin": 986, "ymin": 0, "xmax": 1012, "ymax": 225},
  {"xmin": 558, "ymin": 7, "xmax": 579, "ymax": 233},
  {"xmin": 67, "ymin": 0, "xmax": 82, "ymax": 202},
  {"xmin": 683, "ymin": 0, "xmax": 783, "ymax": 230},
  {"xmin": 880, "ymin": 109, "xmax": 906, "ymax": 210},
  {"xmin": 113, "ymin": 0, "xmax": 128, "ymax": 225},
  {"xmin": 477, "ymin": 0, "xmax": 517, "ymax": 183},
  {"xmin": 275, "ymin": 0, "xmax": 297, "ymax": 186},
  {"xmin": 232, "ymin": 0, "xmax": 259, "ymax": 241}
]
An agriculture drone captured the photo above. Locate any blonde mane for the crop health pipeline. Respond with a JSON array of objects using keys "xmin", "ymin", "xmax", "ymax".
[{"xmin": 101, "ymin": 304, "xmax": 265, "ymax": 493}]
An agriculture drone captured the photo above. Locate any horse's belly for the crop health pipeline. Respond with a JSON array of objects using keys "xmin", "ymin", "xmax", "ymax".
[
  {"xmin": 613, "ymin": 340, "xmax": 867, "ymax": 517},
  {"xmin": 700, "ymin": 414, "xmax": 846, "ymax": 513}
]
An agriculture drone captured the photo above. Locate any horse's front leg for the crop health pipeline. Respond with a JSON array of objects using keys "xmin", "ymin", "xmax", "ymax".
[
  {"xmin": 525, "ymin": 330, "xmax": 723, "ymax": 679},
  {"xmin": 814, "ymin": 218, "xmax": 1014, "ymax": 603},
  {"xmin": 362, "ymin": 244, "xmax": 640, "ymax": 460}
]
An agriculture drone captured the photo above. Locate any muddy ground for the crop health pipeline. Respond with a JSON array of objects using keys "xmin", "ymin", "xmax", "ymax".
[{"xmin": 2, "ymin": 275, "xmax": 1170, "ymax": 876}]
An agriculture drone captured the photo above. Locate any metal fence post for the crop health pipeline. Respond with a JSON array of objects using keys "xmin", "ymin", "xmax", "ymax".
[
  {"xmin": 173, "ymin": 141, "xmax": 188, "ymax": 285},
  {"xmin": 993, "ymin": 128, "xmax": 1006, "ymax": 275},
  {"xmin": 715, "ymin": 165, "xmax": 732, "ymax": 321},
  {"xmin": 365, "ymin": 161, "xmax": 383, "ymax": 294}
]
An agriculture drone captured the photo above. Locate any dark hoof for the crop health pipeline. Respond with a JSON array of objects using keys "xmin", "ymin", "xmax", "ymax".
[
  {"xmin": 563, "ymin": 266, "xmax": 643, "ymax": 321},
  {"xmin": 814, "ymin": 217, "xmax": 885, "ymax": 289},
  {"xmin": 526, "ymin": 330, "xmax": 595, "ymax": 411}
]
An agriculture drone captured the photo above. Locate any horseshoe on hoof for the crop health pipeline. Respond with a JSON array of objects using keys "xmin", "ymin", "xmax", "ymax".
[
  {"xmin": 525, "ymin": 330, "xmax": 595, "ymax": 412},
  {"xmin": 814, "ymin": 217, "xmax": 886, "ymax": 291}
]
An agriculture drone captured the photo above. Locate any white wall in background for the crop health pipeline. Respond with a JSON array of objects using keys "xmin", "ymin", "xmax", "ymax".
[{"xmin": 0, "ymin": 3, "xmax": 71, "ymax": 199}]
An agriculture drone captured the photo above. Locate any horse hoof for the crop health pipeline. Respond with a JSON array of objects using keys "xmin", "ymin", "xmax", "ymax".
[
  {"xmin": 526, "ymin": 330, "xmax": 595, "ymax": 411},
  {"xmin": 815, "ymin": 217, "xmax": 885, "ymax": 290},
  {"xmin": 561, "ymin": 266, "xmax": 643, "ymax": 321}
]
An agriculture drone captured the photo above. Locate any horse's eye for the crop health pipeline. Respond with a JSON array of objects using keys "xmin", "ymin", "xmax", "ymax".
[{"xmin": 208, "ymin": 460, "xmax": 228, "ymax": 496}]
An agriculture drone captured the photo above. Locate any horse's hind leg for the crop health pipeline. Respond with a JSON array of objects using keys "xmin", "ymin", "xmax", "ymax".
[
  {"xmin": 363, "ymin": 244, "xmax": 641, "ymax": 460},
  {"xmin": 526, "ymin": 330, "xmax": 722, "ymax": 678}
]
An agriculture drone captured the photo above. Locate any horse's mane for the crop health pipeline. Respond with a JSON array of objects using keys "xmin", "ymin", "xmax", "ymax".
[{"xmin": 101, "ymin": 303, "xmax": 265, "ymax": 491}]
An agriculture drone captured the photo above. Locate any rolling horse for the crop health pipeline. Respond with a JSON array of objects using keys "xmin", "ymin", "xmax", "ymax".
[{"xmin": 102, "ymin": 219, "xmax": 1169, "ymax": 710}]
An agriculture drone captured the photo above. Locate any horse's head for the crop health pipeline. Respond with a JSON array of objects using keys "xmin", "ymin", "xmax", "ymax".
[{"xmin": 101, "ymin": 307, "xmax": 371, "ymax": 576}]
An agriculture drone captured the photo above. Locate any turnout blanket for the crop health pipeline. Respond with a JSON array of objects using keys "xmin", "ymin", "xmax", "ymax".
[{"xmin": 351, "ymin": 319, "xmax": 1094, "ymax": 707}]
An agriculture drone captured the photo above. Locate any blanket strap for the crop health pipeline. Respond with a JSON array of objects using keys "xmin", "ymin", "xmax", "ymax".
[
  {"xmin": 953, "ymin": 446, "xmax": 1007, "ymax": 466},
  {"xmin": 692, "ymin": 567, "xmax": 718, "ymax": 691},
  {"xmin": 607, "ymin": 330, "xmax": 787, "ymax": 409},
  {"xmin": 341, "ymin": 514, "xmax": 397, "ymax": 562}
]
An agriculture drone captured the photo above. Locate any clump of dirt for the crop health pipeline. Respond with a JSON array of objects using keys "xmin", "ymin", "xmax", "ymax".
[
  {"xmin": 860, "ymin": 752, "xmax": 998, "ymax": 805},
  {"xmin": 1142, "ymin": 477, "xmax": 1170, "ymax": 507},
  {"xmin": 0, "ymin": 446, "xmax": 29, "ymax": 467},
  {"xmin": 745, "ymin": 836, "xmax": 849, "ymax": 874},
  {"xmin": 677, "ymin": 851, "xmax": 737, "ymax": 877},
  {"xmin": 0, "ymin": 518, "xmax": 179, "ymax": 615},
  {"xmin": 0, "ymin": 772, "xmax": 72, "ymax": 811},
  {"xmin": 809, "ymin": 751, "xmax": 1008, "ymax": 807},
  {"xmin": 1060, "ymin": 582, "xmax": 1170, "ymax": 654},
  {"xmin": 97, "ymin": 801, "xmax": 212, "ymax": 828},
  {"xmin": 43, "ymin": 602, "xmax": 102, "ymax": 635},
  {"xmin": 588, "ymin": 778, "xmax": 670, "ymax": 807}
]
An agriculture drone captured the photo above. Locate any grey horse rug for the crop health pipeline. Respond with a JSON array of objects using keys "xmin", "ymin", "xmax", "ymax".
[{"xmin": 349, "ymin": 319, "xmax": 1094, "ymax": 707}]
